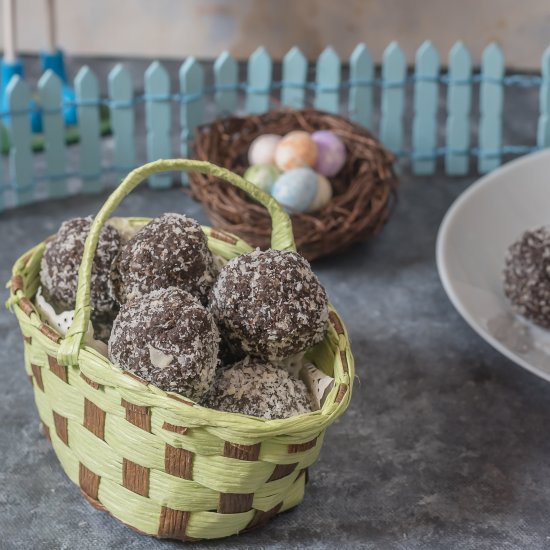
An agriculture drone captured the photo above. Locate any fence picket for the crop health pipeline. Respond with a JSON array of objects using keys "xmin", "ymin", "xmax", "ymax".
[
  {"xmin": 412, "ymin": 41, "xmax": 439, "ymax": 174},
  {"xmin": 108, "ymin": 64, "xmax": 136, "ymax": 173},
  {"xmin": 349, "ymin": 43, "xmax": 374, "ymax": 129},
  {"xmin": 7, "ymin": 76, "xmax": 34, "ymax": 206},
  {"xmin": 38, "ymin": 70, "xmax": 66, "ymax": 199},
  {"xmin": 180, "ymin": 57, "xmax": 204, "ymax": 185},
  {"xmin": 380, "ymin": 42, "xmax": 406, "ymax": 157},
  {"xmin": 445, "ymin": 42, "xmax": 472, "ymax": 175},
  {"xmin": 75, "ymin": 66, "xmax": 101, "ymax": 194},
  {"xmin": 144, "ymin": 61, "xmax": 171, "ymax": 189},
  {"xmin": 314, "ymin": 47, "xmax": 341, "ymax": 113},
  {"xmin": 537, "ymin": 46, "xmax": 550, "ymax": 149},
  {"xmin": 478, "ymin": 43, "xmax": 504, "ymax": 173},
  {"xmin": 281, "ymin": 47, "xmax": 307, "ymax": 109},
  {"xmin": 245, "ymin": 47, "xmax": 272, "ymax": 114},
  {"xmin": 214, "ymin": 51, "xmax": 238, "ymax": 115}
]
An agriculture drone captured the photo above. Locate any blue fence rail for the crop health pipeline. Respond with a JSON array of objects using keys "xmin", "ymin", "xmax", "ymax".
[{"xmin": 0, "ymin": 41, "xmax": 549, "ymax": 212}]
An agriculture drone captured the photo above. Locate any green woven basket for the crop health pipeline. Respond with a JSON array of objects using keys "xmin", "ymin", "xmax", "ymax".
[{"xmin": 7, "ymin": 159, "xmax": 354, "ymax": 541}]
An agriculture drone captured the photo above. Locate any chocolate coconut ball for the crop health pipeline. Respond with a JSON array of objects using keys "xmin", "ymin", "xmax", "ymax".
[
  {"xmin": 503, "ymin": 226, "xmax": 550, "ymax": 328},
  {"xmin": 40, "ymin": 217, "xmax": 121, "ymax": 313},
  {"xmin": 203, "ymin": 359, "xmax": 313, "ymax": 419},
  {"xmin": 108, "ymin": 287, "xmax": 219, "ymax": 400},
  {"xmin": 209, "ymin": 249, "xmax": 329, "ymax": 361},
  {"xmin": 112, "ymin": 213, "xmax": 215, "ymax": 304}
]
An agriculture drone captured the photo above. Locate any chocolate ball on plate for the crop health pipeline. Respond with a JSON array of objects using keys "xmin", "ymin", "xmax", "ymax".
[
  {"xmin": 203, "ymin": 358, "xmax": 313, "ymax": 419},
  {"xmin": 40, "ymin": 216, "xmax": 121, "ymax": 313},
  {"xmin": 209, "ymin": 249, "xmax": 329, "ymax": 361},
  {"xmin": 112, "ymin": 213, "xmax": 215, "ymax": 304},
  {"xmin": 503, "ymin": 226, "xmax": 550, "ymax": 328},
  {"xmin": 108, "ymin": 287, "xmax": 219, "ymax": 400}
]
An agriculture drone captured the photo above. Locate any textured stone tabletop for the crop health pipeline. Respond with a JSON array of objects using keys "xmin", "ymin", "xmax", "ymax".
[{"xmin": 2, "ymin": 57, "xmax": 550, "ymax": 550}]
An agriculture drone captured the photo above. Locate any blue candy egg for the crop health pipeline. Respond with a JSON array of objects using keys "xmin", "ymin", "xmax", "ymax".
[{"xmin": 271, "ymin": 167, "xmax": 318, "ymax": 212}]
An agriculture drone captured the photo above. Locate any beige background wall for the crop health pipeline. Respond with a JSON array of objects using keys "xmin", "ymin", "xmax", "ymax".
[{"xmin": 4, "ymin": 0, "xmax": 549, "ymax": 69}]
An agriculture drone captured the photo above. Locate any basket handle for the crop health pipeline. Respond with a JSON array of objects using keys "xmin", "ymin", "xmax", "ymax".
[{"xmin": 57, "ymin": 158, "xmax": 295, "ymax": 366}]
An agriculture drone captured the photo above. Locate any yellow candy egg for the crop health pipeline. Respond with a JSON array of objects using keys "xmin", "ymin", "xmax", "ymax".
[
  {"xmin": 306, "ymin": 174, "xmax": 333, "ymax": 213},
  {"xmin": 275, "ymin": 131, "xmax": 318, "ymax": 171}
]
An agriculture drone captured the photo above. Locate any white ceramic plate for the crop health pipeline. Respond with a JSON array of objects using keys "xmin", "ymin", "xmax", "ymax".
[{"xmin": 437, "ymin": 149, "xmax": 550, "ymax": 382}]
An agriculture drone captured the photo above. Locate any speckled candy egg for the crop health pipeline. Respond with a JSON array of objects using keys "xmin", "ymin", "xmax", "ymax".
[
  {"xmin": 247, "ymin": 134, "xmax": 281, "ymax": 165},
  {"xmin": 503, "ymin": 226, "xmax": 550, "ymax": 328},
  {"xmin": 203, "ymin": 358, "xmax": 313, "ymax": 419},
  {"xmin": 108, "ymin": 287, "xmax": 219, "ymax": 400},
  {"xmin": 271, "ymin": 167, "xmax": 318, "ymax": 212},
  {"xmin": 306, "ymin": 175, "xmax": 333, "ymax": 213},
  {"xmin": 244, "ymin": 164, "xmax": 281, "ymax": 194},
  {"xmin": 312, "ymin": 130, "xmax": 346, "ymax": 177},
  {"xmin": 40, "ymin": 216, "xmax": 121, "ymax": 313},
  {"xmin": 275, "ymin": 131, "xmax": 318, "ymax": 171},
  {"xmin": 209, "ymin": 249, "xmax": 329, "ymax": 361}
]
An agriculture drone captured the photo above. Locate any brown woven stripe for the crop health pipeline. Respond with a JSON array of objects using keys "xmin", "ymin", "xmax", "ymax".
[
  {"xmin": 19, "ymin": 297, "xmax": 34, "ymax": 317},
  {"xmin": 83, "ymin": 399, "xmax": 106, "ymax": 440},
  {"xmin": 218, "ymin": 493, "xmax": 254, "ymax": 514},
  {"xmin": 80, "ymin": 490, "xmax": 107, "ymax": 512},
  {"xmin": 53, "ymin": 411, "xmax": 68, "ymax": 445},
  {"xmin": 122, "ymin": 400, "xmax": 151, "ymax": 432},
  {"xmin": 223, "ymin": 441, "xmax": 261, "ymax": 461},
  {"xmin": 48, "ymin": 355, "xmax": 67, "ymax": 382},
  {"xmin": 165, "ymin": 445, "xmax": 194, "ymax": 479},
  {"xmin": 122, "ymin": 371, "xmax": 148, "ymax": 385},
  {"xmin": 39, "ymin": 324, "xmax": 60, "ymax": 343},
  {"xmin": 80, "ymin": 373, "xmax": 99, "ymax": 390},
  {"xmin": 246, "ymin": 503, "xmax": 283, "ymax": 531},
  {"xmin": 288, "ymin": 437, "xmax": 318, "ymax": 454},
  {"xmin": 27, "ymin": 375, "xmax": 32, "ymax": 386},
  {"xmin": 31, "ymin": 364, "xmax": 44, "ymax": 391},
  {"xmin": 335, "ymin": 383, "xmax": 348, "ymax": 403},
  {"xmin": 79, "ymin": 463, "xmax": 100, "ymax": 500},
  {"xmin": 123, "ymin": 458, "xmax": 150, "ymax": 497},
  {"xmin": 158, "ymin": 507, "xmax": 191, "ymax": 540},
  {"xmin": 210, "ymin": 229, "xmax": 238, "ymax": 245},
  {"xmin": 167, "ymin": 394, "xmax": 194, "ymax": 407},
  {"xmin": 329, "ymin": 311, "xmax": 345, "ymax": 335},
  {"xmin": 268, "ymin": 463, "xmax": 298, "ymax": 482},
  {"xmin": 23, "ymin": 335, "xmax": 31, "ymax": 345},
  {"xmin": 339, "ymin": 350, "xmax": 349, "ymax": 374},
  {"xmin": 301, "ymin": 467, "xmax": 309, "ymax": 484},
  {"xmin": 10, "ymin": 274, "xmax": 23, "ymax": 293},
  {"xmin": 162, "ymin": 421, "xmax": 188, "ymax": 435}
]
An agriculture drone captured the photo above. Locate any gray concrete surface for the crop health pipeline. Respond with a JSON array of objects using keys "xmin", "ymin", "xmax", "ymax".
[{"xmin": 1, "ymin": 58, "xmax": 549, "ymax": 549}]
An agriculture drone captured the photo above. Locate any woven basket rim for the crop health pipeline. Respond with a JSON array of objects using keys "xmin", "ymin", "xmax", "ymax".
[{"xmin": 8, "ymin": 220, "xmax": 354, "ymax": 441}]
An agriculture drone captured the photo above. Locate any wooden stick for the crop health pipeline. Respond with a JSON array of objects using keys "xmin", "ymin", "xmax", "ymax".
[
  {"xmin": 45, "ymin": 0, "xmax": 57, "ymax": 53},
  {"xmin": 3, "ymin": 0, "xmax": 17, "ymax": 62}
]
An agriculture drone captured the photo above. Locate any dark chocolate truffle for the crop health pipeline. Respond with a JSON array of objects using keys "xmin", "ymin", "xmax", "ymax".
[
  {"xmin": 40, "ymin": 217, "xmax": 121, "ymax": 313},
  {"xmin": 203, "ymin": 358, "xmax": 313, "ymax": 419},
  {"xmin": 108, "ymin": 287, "xmax": 219, "ymax": 400},
  {"xmin": 503, "ymin": 226, "xmax": 550, "ymax": 327},
  {"xmin": 209, "ymin": 249, "xmax": 329, "ymax": 361},
  {"xmin": 112, "ymin": 213, "xmax": 215, "ymax": 304}
]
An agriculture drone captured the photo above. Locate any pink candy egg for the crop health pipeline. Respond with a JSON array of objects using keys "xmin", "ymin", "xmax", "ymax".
[
  {"xmin": 311, "ymin": 130, "xmax": 346, "ymax": 177},
  {"xmin": 248, "ymin": 134, "xmax": 282, "ymax": 165},
  {"xmin": 275, "ymin": 131, "xmax": 318, "ymax": 171}
]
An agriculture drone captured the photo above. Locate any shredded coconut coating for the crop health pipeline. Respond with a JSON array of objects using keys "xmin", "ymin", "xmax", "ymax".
[
  {"xmin": 40, "ymin": 217, "xmax": 121, "ymax": 313},
  {"xmin": 203, "ymin": 358, "xmax": 313, "ymax": 419},
  {"xmin": 503, "ymin": 226, "xmax": 550, "ymax": 328},
  {"xmin": 108, "ymin": 287, "xmax": 219, "ymax": 400},
  {"xmin": 209, "ymin": 249, "xmax": 329, "ymax": 361},
  {"xmin": 112, "ymin": 213, "xmax": 215, "ymax": 304}
]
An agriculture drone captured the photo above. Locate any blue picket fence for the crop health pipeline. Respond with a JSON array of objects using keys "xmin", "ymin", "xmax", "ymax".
[{"xmin": 0, "ymin": 41, "xmax": 549, "ymax": 212}]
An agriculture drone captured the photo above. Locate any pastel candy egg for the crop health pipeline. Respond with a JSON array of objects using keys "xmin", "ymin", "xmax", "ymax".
[
  {"xmin": 311, "ymin": 130, "xmax": 346, "ymax": 177},
  {"xmin": 275, "ymin": 131, "xmax": 318, "ymax": 171},
  {"xmin": 306, "ymin": 175, "xmax": 333, "ymax": 213},
  {"xmin": 244, "ymin": 164, "xmax": 281, "ymax": 193},
  {"xmin": 271, "ymin": 167, "xmax": 318, "ymax": 212},
  {"xmin": 248, "ymin": 134, "xmax": 281, "ymax": 165}
]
